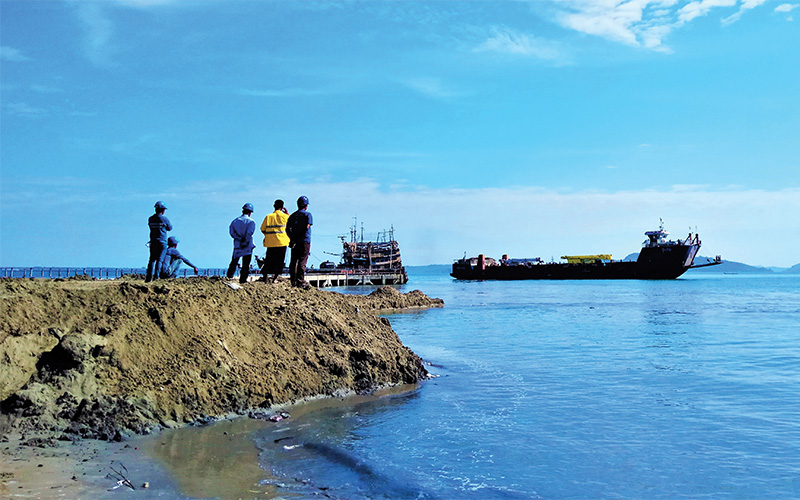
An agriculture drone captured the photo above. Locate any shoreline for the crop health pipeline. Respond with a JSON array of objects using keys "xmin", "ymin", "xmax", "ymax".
[
  {"xmin": 1, "ymin": 277, "xmax": 442, "ymax": 498},
  {"xmin": 2, "ymin": 384, "xmax": 422, "ymax": 500}
]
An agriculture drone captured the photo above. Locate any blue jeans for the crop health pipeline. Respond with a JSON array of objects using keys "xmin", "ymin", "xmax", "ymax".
[
  {"xmin": 159, "ymin": 259, "xmax": 182, "ymax": 279},
  {"xmin": 146, "ymin": 241, "xmax": 166, "ymax": 282},
  {"xmin": 227, "ymin": 254, "xmax": 252, "ymax": 284},
  {"xmin": 289, "ymin": 242, "xmax": 310, "ymax": 286}
]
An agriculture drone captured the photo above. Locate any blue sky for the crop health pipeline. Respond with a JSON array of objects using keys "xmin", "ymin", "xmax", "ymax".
[{"xmin": 1, "ymin": 0, "xmax": 798, "ymax": 268}]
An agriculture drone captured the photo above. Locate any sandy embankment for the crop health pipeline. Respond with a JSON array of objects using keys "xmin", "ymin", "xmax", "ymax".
[{"xmin": 0, "ymin": 276, "xmax": 443, "ymax": 496}]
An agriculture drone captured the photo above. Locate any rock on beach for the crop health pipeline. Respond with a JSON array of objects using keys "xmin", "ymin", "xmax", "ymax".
[{"xmin": 0, "ymin": 277, "xmax": 443, "ymax": 443}]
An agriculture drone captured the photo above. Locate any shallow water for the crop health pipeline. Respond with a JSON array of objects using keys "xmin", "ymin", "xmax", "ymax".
[{"xmin": 253, "ymin": 269, "xmax": 800, "ymax": 499}]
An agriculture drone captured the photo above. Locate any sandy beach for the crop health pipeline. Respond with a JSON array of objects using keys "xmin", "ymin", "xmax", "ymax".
[
  {"xmin": 2, "ymin": 431, "xmax": 149, "ymax": 499},
  {"xmin": 2, "ymin": 416, "xmax": 285, "ymax": 499}
]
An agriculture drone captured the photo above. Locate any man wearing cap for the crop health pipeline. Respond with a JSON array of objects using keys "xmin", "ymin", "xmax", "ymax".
[
  {"xmin": 260, "ymin": 199, "xmax": 290, "ymax": 282},
  {"xmin": 146, "ymin": 201, "xmax": 172, "ymax": 283},
  {"xmin": 286, "ymin": 196, "xmax": 313, "ymax": 289},
  {"xmin": 227, "ymin": 203, "xmax": 256, "ymax": 284},
  {"xmin": 159, "ymin": 236, "xmax": 199, "ymax": 278}
]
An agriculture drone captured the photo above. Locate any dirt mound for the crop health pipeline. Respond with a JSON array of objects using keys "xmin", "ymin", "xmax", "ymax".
[{"xmin": 0, "ymin": 278, "xmax": 442, "ymax": 442}]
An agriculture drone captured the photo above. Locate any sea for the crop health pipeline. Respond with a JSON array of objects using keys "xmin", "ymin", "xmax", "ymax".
[
  {"xmin": 244, "ymin": 267, "xmax": 800, "ymax": 500},
  {"xmin": 94, "ymin": 266, "xmax": 800, "ymax": 500}
]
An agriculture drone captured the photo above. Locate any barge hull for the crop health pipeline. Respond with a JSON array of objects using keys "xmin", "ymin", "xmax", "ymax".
[{"xmin": 452, "ymin": 226, "xmax": 711, "ymax": 281}]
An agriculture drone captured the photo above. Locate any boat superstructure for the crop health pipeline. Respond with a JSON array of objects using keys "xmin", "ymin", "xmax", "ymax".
[{"xmin": 306, "ymin": 221, "xmax": 408, "ymax": 286}]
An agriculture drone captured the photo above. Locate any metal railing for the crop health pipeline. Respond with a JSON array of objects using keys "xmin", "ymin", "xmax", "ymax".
[{"xmin": 0, "ymin": 267, "xmax": 228, "ymax": 279}]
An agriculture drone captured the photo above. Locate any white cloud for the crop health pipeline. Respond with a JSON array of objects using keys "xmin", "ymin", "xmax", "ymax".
[
  {"xmin": 400, "ymin": 77, "xmax": 466, "ymax": 99},
  {"xmin": 774, "ymin": 3, "xmax": 798, "ymax": 19},
  {"xmin": 475, "ymin": 26, "xmax": 563, "ymax": 60},
  {"xmin": 71, "ymin": 2, "xmax": 118, "ymax": 67},
  {"xmin": 66, "ymin": 0, "xmax": 194, "ymax": 67},
  {"xmin": 678, "ymin": 0, "xmax": 737, "ymax": 24},
  {"xmin": 30, "ymin": 84, "xmax": 64, "ymax": 94},
  {"xmin": 3, "ymin": 102, "xmax": 47, "ymax": 118},
  {"xmin": 237, "ymin": 87, "xmax": 332, "ymax": 98},
  {"xmin": 722, "ymin": 0, "xmax": 769, "ymax": 25},
  {"xmin": 558, "ymin": 3, "xmax": 641, "ymax": 45},
  {"xmin": 742, "ymin": 0, "xmax": 769, "ymax": 7},
  {"xmin": 108, "ymin": 0, "xmax": 177, "ymax": 6},
  {"xmin": 0, "ymin": 46, "xmax": 31, "ymax": 62},
  {"xmin": 544, "ymin": 0, "xmax": 773, "ymax": 50},
  {"xmin": 169, "ymin": 182, "xmax": 800, "ymax": 268},
  {"xmin": 4, "ymin": 178, "xmax": 799, "ymax": 268},
  {"xmin": 548, "ymin": 0, "xmax": 679, "ymax": 48}
]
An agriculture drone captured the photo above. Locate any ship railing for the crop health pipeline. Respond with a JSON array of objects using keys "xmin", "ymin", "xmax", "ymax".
[{"xmin": 307, "ymin": 267, "xmax": 405, "ymax": 275}]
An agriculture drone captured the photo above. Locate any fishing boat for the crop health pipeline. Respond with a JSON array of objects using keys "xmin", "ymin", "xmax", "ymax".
[
  {"xmin": 305, "ymin": 222, "xmax": 408, "ymax": 286},
  {"xmin": 451, "ymin": 222, "xmax": 721, "ymax": 280}
]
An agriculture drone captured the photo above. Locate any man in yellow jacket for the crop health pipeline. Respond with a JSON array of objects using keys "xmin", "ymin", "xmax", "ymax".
[{"xmin": 260, "ymin": 199, "xmax": 290, "ymax": 282}]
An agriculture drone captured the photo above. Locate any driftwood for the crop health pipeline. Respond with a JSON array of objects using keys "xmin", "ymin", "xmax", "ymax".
[{"xmin": 106, "ymin": 461, "xmax": 135, "ymax": 491}]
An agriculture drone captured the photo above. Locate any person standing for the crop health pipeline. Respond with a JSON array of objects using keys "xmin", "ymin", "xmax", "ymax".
[
  {"xmin": 286, "ymin": 196, "xmax": 313, "ymax": 289},
  {"xmin": 260, "ymin": 199, "xmax": 290, "ymax": 282},
  {"xmin": 227, "ymin": 203, "xmax": 256, "ymax": 284},
  {"xmin": 159, "ymin": 236, "xmax": 199, "ymax": 278},
  {"xmin": 146, "ymin": 201, "xmax": 172, "ymax": 283}
]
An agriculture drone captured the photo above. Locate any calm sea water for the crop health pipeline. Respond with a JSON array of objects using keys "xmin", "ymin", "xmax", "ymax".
[{"xmin": 253, "ymin": 268, "xmax": 800, "ymax": 500}]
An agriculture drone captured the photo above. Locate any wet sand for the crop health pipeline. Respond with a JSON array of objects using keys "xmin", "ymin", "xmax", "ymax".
[
  {"xmin": 1, "ymin": 421, "xmax": 271, "ymax": 500},
  {"xmin": 1, "ymin": 433, "xmax": 153, "ymax": 499},
  {"xmin": 1, "ymin": 385, "xmax": 420, "ymax": 500}
]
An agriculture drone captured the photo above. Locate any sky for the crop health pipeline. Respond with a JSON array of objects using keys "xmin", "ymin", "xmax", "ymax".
[{"xmin": 1, "ymin": 0, "xmax": 799, "ymax": 269}]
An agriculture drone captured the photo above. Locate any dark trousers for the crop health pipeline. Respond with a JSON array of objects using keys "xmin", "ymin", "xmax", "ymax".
[
  {"xmin": 262, "ymin": 246, "xmax": 287, "ymax": 279},
  {"xmin": 227, "ymin": 254, "xmax": 252, "ymax": 283},
  {"xmin": 289, "ymin": 242, "xmax": 310, "ymax": 285},
  {"xmin": 146, "ymin": 241, "xmax": 166, "ymax": 282}
]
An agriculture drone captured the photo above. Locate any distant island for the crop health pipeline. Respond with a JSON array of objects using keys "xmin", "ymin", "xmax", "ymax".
[
  {"xmin": 689, "ymin": 259, "xmax": 800, "ymax": 274},
  {"xmin": 616, "ymin": 254, "xmax": 800, "ymax": 274}
]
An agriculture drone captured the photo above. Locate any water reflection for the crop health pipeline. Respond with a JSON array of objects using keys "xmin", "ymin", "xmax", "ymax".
[
  {"xmin": 253, "ymin": 389, "xmax": 435, "ymax": 499},
  {"xmin": 148, "ymin": 418, "xmax": 275, "ymax": 500}
]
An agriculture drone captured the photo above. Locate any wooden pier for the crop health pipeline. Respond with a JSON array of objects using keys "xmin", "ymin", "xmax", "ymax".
[
  {"xmin": 306, "ymin": 270, "xmax": 407, "ymax": 287},
  {"xmin": 247, "ymin": 269, "xmax": 408, "ymax": 287}
]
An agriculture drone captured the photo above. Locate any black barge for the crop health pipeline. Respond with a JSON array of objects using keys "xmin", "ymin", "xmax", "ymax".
[{"xmin": 451, "ymin": 224, "xmax": 721, "ymax": 281}]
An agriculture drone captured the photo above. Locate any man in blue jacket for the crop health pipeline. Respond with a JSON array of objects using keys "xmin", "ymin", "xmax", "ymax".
[
  {"xmin": 286, "ymin": 196, "xmax": 313, "ymax": 289},
  {"xmin": 227, "ymin": 203, "xmax": 256, "ymax": 283},
  {"xmin": 159, "ymin": 237, "xmax": 198, "ymax": 278},
  {"xmin": 146, "ymin": 201, "xmax": 172, "ymax": 282}
]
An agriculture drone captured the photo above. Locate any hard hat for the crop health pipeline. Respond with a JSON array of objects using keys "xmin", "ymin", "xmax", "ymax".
[
  {"xmin": 167, "ymin": 236, "xmax": 179, "ymax": 245},
  {"xmin": 154, "ymin": 201, "xmax": 167, "ymax": 210},
  {"xmin": 242, "ymin": 202, "xmax": 254, "ymax": 212},
  {"xmin": 297, "ymin": 196, "xmax": 309, "ymax": 207}
]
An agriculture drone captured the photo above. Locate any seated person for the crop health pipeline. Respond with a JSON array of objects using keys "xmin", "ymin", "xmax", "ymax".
[{"xmin": 159, "ymin": 236, "xmax": 198, "ymax": 278}]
